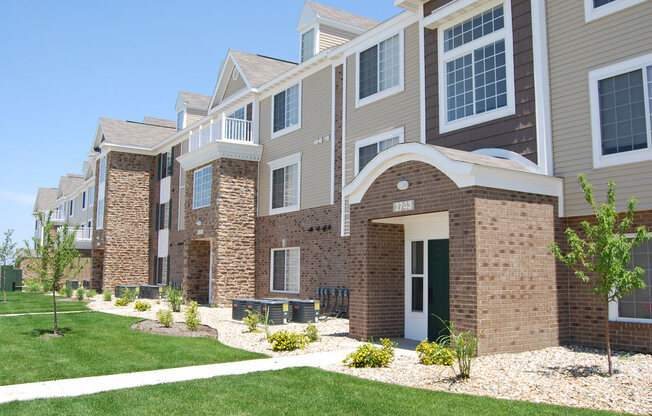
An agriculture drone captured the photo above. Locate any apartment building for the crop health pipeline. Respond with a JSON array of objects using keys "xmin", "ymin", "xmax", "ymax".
[{"xmin": 32, "ymin": 0, "xmax": 651, "ymax": 354}]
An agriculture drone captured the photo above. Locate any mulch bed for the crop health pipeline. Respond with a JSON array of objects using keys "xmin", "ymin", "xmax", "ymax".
[{"xmin": 131, "ymin": 319, "xmax": 219, "ymax": 339}]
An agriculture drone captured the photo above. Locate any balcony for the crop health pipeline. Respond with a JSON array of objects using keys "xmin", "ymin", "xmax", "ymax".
[
  {"xmin": 188, "ymin": 114, "xmax": 252, "ymax": 153},
  {"xmin": 51, "ymin": 209, "xmax": 66, "ymax": 224},
  {"xmin": 67, "ymin": 226, "xmax": 92, "ymax": 249}
]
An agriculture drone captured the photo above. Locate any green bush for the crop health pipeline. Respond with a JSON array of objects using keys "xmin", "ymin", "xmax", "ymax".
[
  {"xmin": 103, "ymin": 291, "xmax": 112, "ymax": 302},
  {"xmin": 63, "ymin": 285, "xmax": 74, "ymax": 298},
  {"xmin": 304, "ymin": 323, "xmax": 320, "ymax": 343},
  {"xmin": 184, "ymin": 301, "xmax": 201, "ymax": 331},
  {"xmin": 86, "ymin": 289, "xmax": 98, "ymax": 298},
  {"xmin": 157, "ymin": 309, "xmax": 174, "ymax": 327},
  {"xmin": 416, "ymin": 340, "xmax": 454, "ymax": 366},
  {"xmin": 268, "ymin": 330, "xmax": 308, "ymax": 351},
  {"xmin": 26, "ymin": 281, "xmax": 43, "ymax": 292},
  {"xmin": 344, "ymin": 338, "xmax": 397, "ymax": 368},
  {"xmin": 114, "ymin": 297, "xmax": 130, "ymax": 307},
  {"xmin": 436, "ymin": 319, "xmax": 483, "ymax": 379},
  {"xmin": 165, "ymin": 287, "xmax": 183, "ymax": 312},
  {"xmin": 76, "ymin": 288, "xmax": 85, "ymax": 301},
  {"xmin": 121, "ymin": 288, "xmax": 138, "ymax": 303},
  {"xmin": 134, "ymin": 300, "xmax": 151, "ymax": 312},
  {"xmin": 243, "ymin": 310, "xmax": 261, "ymax": 332}
]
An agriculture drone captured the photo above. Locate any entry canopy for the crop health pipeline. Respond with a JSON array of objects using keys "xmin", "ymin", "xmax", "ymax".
[{"xmin": 343, "ymin": 142, "xmax": 563, "ymax": 212}]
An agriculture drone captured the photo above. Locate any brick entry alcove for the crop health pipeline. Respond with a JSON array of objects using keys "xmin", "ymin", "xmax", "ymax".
[{"xmin": 186, "ymin": 239, "xmax": 210, "ymax": 304}]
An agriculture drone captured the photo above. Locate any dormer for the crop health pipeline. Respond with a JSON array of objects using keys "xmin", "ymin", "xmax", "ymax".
[
  {"xmin": 175, "ymin": 92, "xmax": 211, "ymax": 130},
  {"xmin": 297, "ymin": 1, "xmax": 380, "ymax": 63}
]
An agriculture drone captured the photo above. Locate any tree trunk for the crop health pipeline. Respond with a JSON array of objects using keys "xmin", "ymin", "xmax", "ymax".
[
  {"xmin": 604, "ymin": 294, "xmax": 612, "ymax": 376},
  {"xmin": 2, "ymin": 266, "xmax": 6, "ymax": 302},
  {"xmin": 52, "ymin": 286, "xmax": 58, "ymax": 335}
]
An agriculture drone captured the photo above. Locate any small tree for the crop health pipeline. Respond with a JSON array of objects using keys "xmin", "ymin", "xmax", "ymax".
[
  {"xmin": 24, "ymin": 211, "xmax": 85, "ymax": 335},
  {"xmin": 0, "ymin": 229, "xmax": 17, "ymax": 302},
  {"xmin": 549, "ymin": 175, "xmax": 650, "ymax": 375}
]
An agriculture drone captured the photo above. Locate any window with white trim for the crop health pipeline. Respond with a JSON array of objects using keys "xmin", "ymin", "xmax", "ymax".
[
  {"xmin": 438, "ymin": 2, "xmax": 515, "ymax": 132},
  {"xmin": 589, "ymin": 55, "xmax": 652, "ymax": 168},
  {"xmin": 355, "ymin": 128, "xmax": 404, "ymax": 174},
  {"xmin": 96, "ymin": 157, "xmax": 106, "ymax": 230},
  {"xmin": 301, "ymin": 28, "xmax": 315, "ymax": 63},
  {"xmin": 269, "ymin": 154, "xmax": 301, "ymax": 214},
  {"xmin": 177, "ymin": 110, "xmax": 185, "ymax": 130},
  {"xmin": 69, "ymin": 199, "xmax": 74, "ymax": 217},
  {"xmin": 584, "ymin": 0, "xmax": 647, "ymax": 22},
  {"xmin": 89, "ymin": 185, "xmax": 95, "ymax": 206},
  {"xmin": 271, "ymin": 248, "xmax": 300, "ymax": 293},
  {"xmin": 155, "ymin": 256, "xmax": 169, "ymax": 286},
  {"xmin": 82, "ymin": 191, "xmax": 87, "ymax": 210},
  {"xmin": 357, "ymin": 32, "xmax": 403, "ymax": 106},
  {"xmin": 272, "ymin": 83, "xmax": 300, "ymax": 136},
  {"xmin": 192, "ymin": 165, "xmax": 212, "ymax": 209},
  {"xmin": 610, "ymin": 239, "xmax": 652, "ymax": 323},
  {"xmin": 228, "ymin": 106, "xmax": 246, "ymax": 120}
]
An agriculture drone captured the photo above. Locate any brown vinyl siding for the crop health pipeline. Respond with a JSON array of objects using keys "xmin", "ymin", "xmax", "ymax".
[
  {"xmin": 319, "ymin": 25, "xmax": 358, "ymax": 52},
  {"xmin": 222, "ymin": 69, "xmax": 247, "ymax": 100}
]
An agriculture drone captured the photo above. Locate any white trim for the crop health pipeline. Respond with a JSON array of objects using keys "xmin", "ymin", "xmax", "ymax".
[
  {"xmin": 355, "ymin": 30, "xmax": 405, "ymax": 109},
  {"xmin": 343, "ymin": 142, "xmax": 563, "ymax": 205},
  {"xmin": 354, "ymin": 127, "xmax": 405, "ymax": 174},
  {"xmin": 608, "ymin": 235, "xmax": 652, "ymax": 324},
  {"xmin": 271, "ymin": 82, "xmax": 303, "ymax": 140},
  {"xmin": 208, "ymin": 242, "xmax": 213, "ymax": 304},
  {"xmin": 341, "ymin": 59, "xmax": 348, "ymax": 237},
  {"xmin": 270, "ymin": 247, "xmax": 301, "ymax": 295},
  {"xmin": 471, "ymin": 148, "xmax": 541, "ymax": 173},
  {"xmin": 589, "ymin": 53, "xmax": 652, "ymax": 169},
  {"xmin": 177, "ymin": 109, "xmax": 186, "ymax": 130},
  {"xmin": 437, "ymin": 0, "xmax": 516, "ymax": 134},
  {"xmin": 584, "ymin": 0, "xmax": 648, "ymax": 22},
  {"xmin": 268, "ymin": 152, "xmax": 302, "ymax": 215},
  {"xmin": 330, "ymin": 65, "xmax": 336, "ymax": 206},
  {"xmin": 300, "ymin": 24, "xmax": 318, "ymax": 63},
  {"xmin": 192, "ymin": 165, "xmax": 212, "ymax": 210},
  {"xmin": 418, "ymin": 3, "xmax": 426, "ymax": 144},
  {"xmin": 176, "ymin": 140, "xmax": 262, "ymax": 171}
]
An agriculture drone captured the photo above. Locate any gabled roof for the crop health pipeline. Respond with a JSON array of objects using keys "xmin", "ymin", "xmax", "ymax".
[
  {"xmin": 143, "ymin": 116, "xmax": 176, "ymax": 129},
  {"xmin": 58, "ymin": 174, "xmax": 84, "ymax": 199},
  {"xmin": 230, "ymin": 50, "xmax": 297, "ymax": 88},
  {"xmin": 94, "ymin": 117, "xmax": 176, "ymax": 150},
  {"xmin": 299, "ymin": 1, "xmax": 380, "ymax": 32},
  {"xmin": 177, "ymin": 91, "xmax": 211, "ymax": 110},
  {"xmin": 33, "ymin": 188, "xmax": 58, "ymax": 214}
]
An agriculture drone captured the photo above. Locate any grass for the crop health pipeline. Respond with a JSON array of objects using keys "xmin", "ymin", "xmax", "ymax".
[
  {"xmin": 0, "ymin": 367, "xmax": 630, "ymax": 416},
  {"xmin": 0, "ymin": 312, "xmax": 266, "ymax": 385},
  {"xmin": 0, "ymin": 292, "xmax": 89, "ymax": 314}
]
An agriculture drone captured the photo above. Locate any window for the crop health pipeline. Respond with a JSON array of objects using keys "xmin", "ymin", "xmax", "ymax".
[
  {"xmin": 97, "ymin": 157, "xmax": 106, "ymax": 230},
  {"xmin": 89, "ymin": 185, "xmax": 95, "ymax": 206},
  {"xmin": 589, "ymin": 54, "xmax": 652, "ymax": 168},
  {"xmin": 585, "ymin": 0, "xmax": 647, "ymax": 22},
  {"xmin": 272, "ymin": 83, "xmax": 301, "ymax": 137},
  {"xmin": 154, "ymin": 256, "xmax": 169, "ymax": 286},
  {"xmin": 192, "ymin": 165, "xmax": 212, "ymax": 209},
  {"xmin": 82, "ymin": 191, "xmax": 87, "ymax": 210},
  {"xmin": 357, "ymin": 32, "xmax": 403, "ymax": 107},
  {"xmin": 228, "ymin": 106, "xmax": 246, "ymax": 120},
  {"xmin": 411, "ymin": 241, "xmax": 425, "ymax": 312},
  {"xmin": 301, "ymin": 28, "xmax": 315, "ymax": 63},
  {"xmin": 96, "ymin": 200, "xmax": 104, "ymax": 229},
  {"xmin": 610, "ymin": 239, "xmax": 652, "ymax": 323},
  {"xmin": 269, "ymin": 153, "xmax": 301, "ymax": 214},
  {"xmin": 99, "ymin": 157, "xmax": 107, "ymax": 183},
  {"xmin": 177, "ymin": 110, "xmax": 185, "ymax": 130},
  {"xmin": 69, "ymin": 199, "xmax": 74, "ymax": 217},
  {"xmin": 271, "ymin": 248, "xmax": 300, "ymax": 293},
  {"xmin": 438, "ymin": 2, "xmax": 515, "ymax": 133},
  {"xmin": 157, "ymin": 201, "xmax": 171, "ymax": 231},
  {"xmin": 355, "ymin": 128, "xmax": 404, "ymax": 174},
  {"xmin": 158, "ymin": 149, "xmax": 173, "ymax": 180}
]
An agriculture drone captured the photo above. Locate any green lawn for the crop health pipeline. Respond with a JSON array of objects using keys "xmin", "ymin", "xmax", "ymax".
[
  {"xmin": 0, "ymin": 312, "xmax": 265, "ymax": 385},
  {"xmin": 0, "ymin": 367, "xmax": 629, "ymax": 416},
  {"xmin": 0, "ymin": 292, "xmax": 88, "ymax": 314}
]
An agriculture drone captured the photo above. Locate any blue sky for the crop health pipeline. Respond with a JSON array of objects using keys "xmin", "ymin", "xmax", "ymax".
[{"xmin": 0, "ymin": 0, "xmax": 400, "ymax": 249}]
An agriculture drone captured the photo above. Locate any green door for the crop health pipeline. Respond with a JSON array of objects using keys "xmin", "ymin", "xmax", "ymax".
[{"xmin": 427, "ymin": 239, "xmax": 449, "ymax": 341}]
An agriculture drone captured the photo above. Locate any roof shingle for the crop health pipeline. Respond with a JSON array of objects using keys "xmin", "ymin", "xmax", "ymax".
[{"xmin": 99, "ymin": 117, "xmax": 175, "ymax": 148}]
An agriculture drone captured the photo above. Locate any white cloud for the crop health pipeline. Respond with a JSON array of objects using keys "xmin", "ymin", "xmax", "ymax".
[{"xmin": 0, "ymin": 190, "xmax": 36, "ymax": 208}]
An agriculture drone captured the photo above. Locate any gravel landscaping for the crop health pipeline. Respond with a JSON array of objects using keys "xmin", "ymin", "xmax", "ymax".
[{"xmin": 87, "ymin": 295, "xmax": 651, "ymax": 415}]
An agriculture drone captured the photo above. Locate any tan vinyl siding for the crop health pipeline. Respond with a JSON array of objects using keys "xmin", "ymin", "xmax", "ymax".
[
  {"xmin": 185, "ymin": 108, "xmax": 206, "ymax": 127},
  {"xmin": 223, "ymin": 69, "xmax": 247, "ymax": 100},
  {"xmin": 547, "ymin": 0, "xmax": 652, "ymax": 216},
  {"xmin": 319, "ymin": 25, "xmax": 357, "ymax": 52},
  {"xmin": 258, "ymin": 67, "xmax": 333, "ymax": 217},
  {"xmin": 344, "ymin": 22, "xmax": 421, "ymax": 184}
]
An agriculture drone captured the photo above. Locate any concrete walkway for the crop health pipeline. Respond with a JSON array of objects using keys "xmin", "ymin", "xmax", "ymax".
[
  {"xmin": 0, "ymin": 310, "xmax": 91, "ymax": 317},
  {"xmin": 0, "ymin": 349, "xmax": 353, "ymax": 404}
]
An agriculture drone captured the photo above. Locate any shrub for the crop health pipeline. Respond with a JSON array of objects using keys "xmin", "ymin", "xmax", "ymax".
[
  {"xmin": 344, "ymin": 338, "xmax": 397, "ymax": 368},
  {"xmin": 243, "ymin": 310, "xmax": 261, "ymax": 332},
  {"xmin": 26, "ymin": 282, "xmax": 43, "ymax": 292},
  {"xmin": 103, "ymin": 291, "xmax": 112, "ymax": 302},
  {"xmin": 165, "ymin": 287, "xmax": 183, "ymax": 312},
  {"xmin": 157, "ymin": 309, "xmax": 173, "ymax": 327},
  {"xmin": 134, "ymin": 300, "xmax": 151, "ymax": 312},
  {"xmin": 76, "ymin": 288, "xmax": 85, "ymax": 301},
  {"xmin": 416, "ymin": 340, "xmax": 454, "ymax": 366},
  {"xmin": 436, "ymin": 319, "xmax": 483, "ymax": 379},
  {"xmin": 185, "ymin": 301, "xmax": 201, "ymax": 331},
  {"xmin": 114, "ymin": 297, "xmax": 130, "ymax": 307},
  {"xmin": 304, "ymin": 323, "xmax": 320, "ymax": 343},
  {"xmin": 86, "ymin": 289, "xmax": 98, "ymax": 298},
  {"xmin": 121, "ymin": 287, "xmax": 138, "ymax": 303},
  {"xmin": 63, "ymin": 285, "xmax": 74, "ymax": 298},
  {"xmin": 268, "ymin": 330, "xmax": 308, "ymax": 351}
]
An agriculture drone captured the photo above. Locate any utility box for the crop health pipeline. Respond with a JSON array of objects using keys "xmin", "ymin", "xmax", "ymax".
[
  {"xmin": 139, "ymin": 285, "xmax": 160, "ymax": 299},
  {"xmin": 289, "ymin": 300, "xmax": 320, "ymax": 323},
  {"xmin": 259, "ymin": 300, "xmax": 289, "ymax": 325},
  {"xmin": 67, "ymin": 280, "xmax": 80, "ymax": 290},
  {"xmin": 245, "ymin": 299, "xmax": 261, "ymax": 315},
  {"xmin": 115, "ymin": 285, "xmax": 140, "ymax": 298},
  {"xmin": 231, "ymin": 298, "xmax": 250, "ymax": 320},
  {"xmin": 82, "ymin": 280, "xmax": 90, "ymax": 289},
  {"xmin": 1, "ymin": 267, "xmax": 22, "ymax": 292}
]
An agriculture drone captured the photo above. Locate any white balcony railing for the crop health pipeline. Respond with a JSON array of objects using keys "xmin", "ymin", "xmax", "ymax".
[
  {"xmin": 51, "ymin": 209, "xmax": 66, "ymax": 222},
  {"xmin": 67, "ymin": 226, "xmax": 92, "ymax": 241},
  {"xmin": 188, "ymin": 114, "xmax": 253, "ymax": 152}
]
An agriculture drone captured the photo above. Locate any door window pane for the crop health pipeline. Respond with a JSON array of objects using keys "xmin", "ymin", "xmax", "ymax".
[
  {"xmin": 412, "ymin": 276, "xmax": 424, "ymax": 312},
  {"xmin": 411, "ymin": 241, "xmax": 424, "ymax": 275}
]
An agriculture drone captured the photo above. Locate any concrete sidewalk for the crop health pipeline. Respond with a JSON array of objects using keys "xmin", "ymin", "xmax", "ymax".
[
  {"xmin": 0, "ymin": 349, "xmax": 353, "ymax": 404},
  {"xmin": 0, "ymin": 310, "xmax": 91, "ymax": 317}
]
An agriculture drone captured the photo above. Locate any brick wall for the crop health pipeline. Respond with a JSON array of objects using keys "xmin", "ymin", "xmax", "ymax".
[
  {"xmin": 169, "ymin": 143, "xmax": 185, "ymax": 284},
  {"xmin": 185, "ymin": 239, "xmax": 210, "ymax": 303},
  {"xmin": 560, "ymin": 210, "xmax": 652, "ymax": 353}
]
